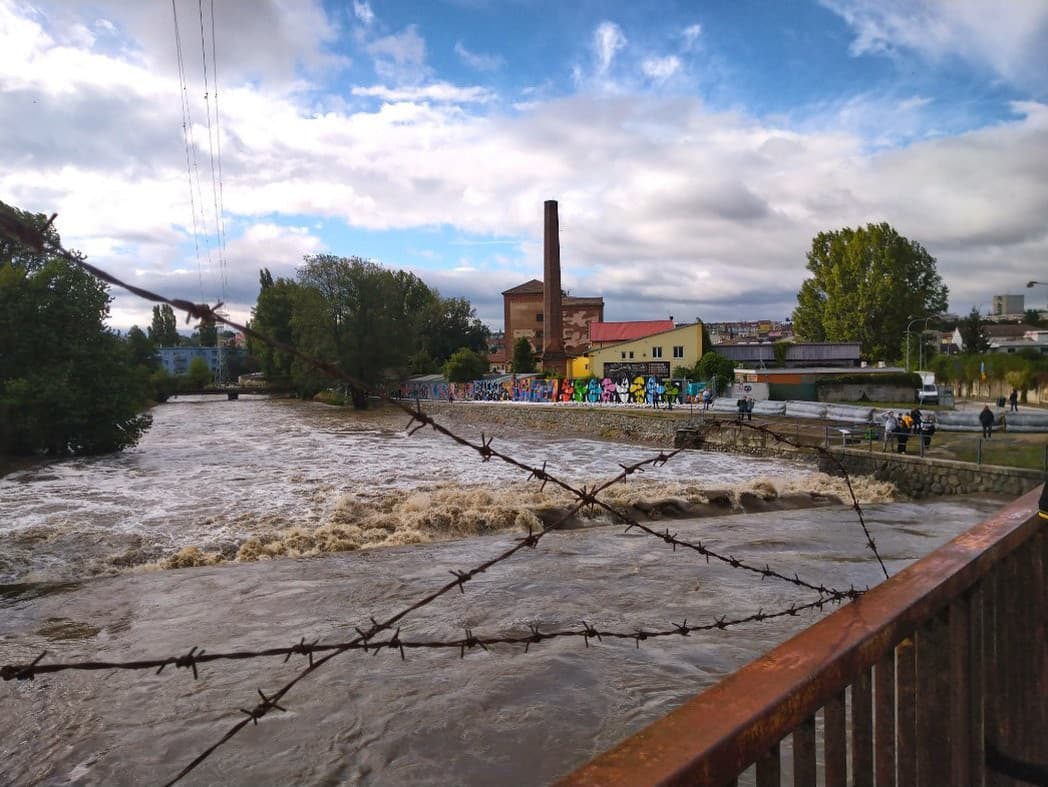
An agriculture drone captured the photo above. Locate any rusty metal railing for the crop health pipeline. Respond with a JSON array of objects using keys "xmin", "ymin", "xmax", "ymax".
[{"xmin": 559, "ymin": 486, "xmax": 1047, "ymax": 787}]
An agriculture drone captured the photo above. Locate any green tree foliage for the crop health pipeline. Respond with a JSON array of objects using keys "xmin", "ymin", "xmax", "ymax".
[
  {"xmin": 957, "ymin": 307, "xmax": 990, "ymax": 353},
  {"xmin": 194, "ymin": 321, "xmax": 218, "ymax": 347},
  {"xmin": 292, "ymin": 255, "xmax": 468, "ymax": 407},
  {"xmin": 0, "ymin": 203, "xmax": 152, "ymax": 456},
  {"xmin": 124, "ymin": 326, "xmax": 156, "ymax": 368},
  {"xmin": 443, "ymin": 347, "xmax": 489, "ymax": 382},
  {"xmin": 697, "ymin": 352, "xmax": 735, "ymax": 387},
  {"xmin": 1023, "ymin": 309, "xmax": 1043, "ymax": 328},
  {"xmin": 792, "ymin": 223, "xmax": 949, "ymax": 361},
  {"xmin": 184, "ymin": 356, "xmax": 212, "ymax": 389},
  {"xmin": 419, "ymin": 296, "xmax": 489, "ymax": 362},
  {"xmin": 249, "ymin": 269, "xmax": 300, "ymax": 382},
  {"xmin": 511, "ymin": 337, "xmax": 536, "ymax": 373},
  {"xmin": 149, "ymin": 304, "xmax": 180, "ymax": 346}
]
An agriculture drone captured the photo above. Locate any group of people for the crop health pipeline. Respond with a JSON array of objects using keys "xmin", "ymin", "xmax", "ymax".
[
  {"xmin": 735, "ymin": 396, "xmax": 755, "ymax": 421},
  {"xmin": 883, "ymin": 408, "xmax": 936, "ymax": 453}
]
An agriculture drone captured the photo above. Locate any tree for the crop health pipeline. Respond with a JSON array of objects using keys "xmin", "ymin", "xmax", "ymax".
[
  {"xmin": 418, "ymin": 295, "xmax": 489, "ymax": 364},
  {"xmin": 149, "ymin": 304, "xmax": 180, "ymax": 346},
  {"xmin": 1023, "ymin": 309, "xmax": 1043, "ymax": 328},
  {"xmin": 792, "ymin": 223, "xmax": 949, "ymax": 361},
  {"xmin": 511, "ymin": 337, "xmax": 536, "ymax": 373},
  {"xmin": 957, "ymin": 307, "xmax": 990, "ymax": 353},
  {"xmin": 292, "ymin": 255, "xmax": 436, "ymax": 408},
  {"xmin": 194, "ymin": 321, "xmax": 218, "ymax": 347},
  {"xmin": 443, "ymin": 347, "xmax": 489, "ymax": 383},
  {"xmin": 0, "ymin": 203, "xmax": 152, "ymax": 456},
  {"xmin": 124, "ymin": 326, "xmax": 157, "ymax": 369},
  {"xmin": 184, "ymin": 356, "xmax": 212, "ymax": 389},
  {"xmin": 249, "ymin": 269, "xmax": 300, "ymax": 381},
  {"xmin": 697, "ymin": 351, "xmax": 735, "ymax": 390}
]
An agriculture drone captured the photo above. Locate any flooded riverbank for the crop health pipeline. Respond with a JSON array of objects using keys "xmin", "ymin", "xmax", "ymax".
[{"xmin": 0, "ymin": 396, "xmax": 1012, "ymax": 784}]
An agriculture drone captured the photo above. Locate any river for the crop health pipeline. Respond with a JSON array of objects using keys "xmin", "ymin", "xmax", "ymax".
[{"xmin": 0, "ymin": 397, "xmax": 1009, "ymax": 785}]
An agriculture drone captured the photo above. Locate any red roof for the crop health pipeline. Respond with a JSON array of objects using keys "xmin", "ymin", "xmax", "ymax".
[{"xmin": 589, "ymin": 320, "xmax": 675, "ymax": 343}]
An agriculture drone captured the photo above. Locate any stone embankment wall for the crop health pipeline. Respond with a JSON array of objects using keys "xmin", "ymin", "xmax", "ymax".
[
  {"xmin": 420, "ymin": 403, "xmax": 1043, "ymax": 499},
  {"xmin": 817, "ymin": 450, "xmax": 1044, "ymax": 499}
]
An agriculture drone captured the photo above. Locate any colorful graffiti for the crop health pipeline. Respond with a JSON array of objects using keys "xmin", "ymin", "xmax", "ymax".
[{"xmin": 399, "ymin": 374, "xmax": 697, "ymax": 406}]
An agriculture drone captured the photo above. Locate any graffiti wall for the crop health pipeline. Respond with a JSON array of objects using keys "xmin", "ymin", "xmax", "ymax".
[{"xmin": 400, "ymin": 373, "xmax": 704, "ymax": 407}]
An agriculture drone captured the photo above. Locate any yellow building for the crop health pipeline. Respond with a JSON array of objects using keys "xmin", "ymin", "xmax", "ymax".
[{"xmin": 575, "ymin": 323, "xmax": 704, "ymax": 379}]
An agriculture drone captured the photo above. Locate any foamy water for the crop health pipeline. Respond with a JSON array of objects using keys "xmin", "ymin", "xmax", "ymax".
[
  {"xmin": 0, "ymin": 396, "xmax": 1010, "ymax": 785},
  {"xmin": 0, "ymin": 397, "xmax": 833, "ymax": 583}
]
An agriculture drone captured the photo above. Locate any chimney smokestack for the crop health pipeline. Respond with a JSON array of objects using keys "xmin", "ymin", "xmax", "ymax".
[{"xmin": 542, "ymin": 200, "xmax": 567, "ymax": 375}]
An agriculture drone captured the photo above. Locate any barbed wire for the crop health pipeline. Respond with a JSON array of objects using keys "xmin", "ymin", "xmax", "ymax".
[
  {"xmin": 0, "ymin": 205, "xmax": 882, "ymax": 785},
  {"xmin": 700, "ymin": 416, "xmax": 889, "ymax": 579},
  {"xmin": 1, "ymin": 595, "xmax": 845, "ymax": 682}
]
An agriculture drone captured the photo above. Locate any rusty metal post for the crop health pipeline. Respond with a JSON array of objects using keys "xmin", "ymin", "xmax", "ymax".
[
  {"xmin": 755, "ymin": 741, "xmax": 780, "ymax": 787},
  {"xmin": 825, "ymin": 692, "xmax": 847, "ymax": 787},
  {"xmin": 917, "ymin": 612, "xmax": 951, "ymax": 785},
  {"xmin": 897, "ymin": 636, "xmax": 917, "ymax": 786},
  {"xmin": 874, "ymin": 653, "xmax": 896, "ymax": 787},
  {"xmin": 793, "ymin": 715, "xmax": 817, "ymax": 787},
  {"xmin": 852, "ymin": 667, "xmax": 873, "ymax": 787},
  {"xmin": 949, "ymin": 596, "xmax": 972, "ymax": 785}
]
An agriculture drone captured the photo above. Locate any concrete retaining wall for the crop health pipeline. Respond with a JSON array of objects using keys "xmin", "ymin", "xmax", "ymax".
[{"xmin": 820, "ymin": 449, "xmax": 1044, "ymax": 499}]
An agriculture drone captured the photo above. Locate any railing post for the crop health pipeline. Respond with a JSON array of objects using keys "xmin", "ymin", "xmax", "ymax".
[
  {"xmin": 977, "ymin": 439, "xmax": 983, "ymax": 465},
  {"xmin": 825, "ymin": 691, "xmax": 847, "ymax": 787}
]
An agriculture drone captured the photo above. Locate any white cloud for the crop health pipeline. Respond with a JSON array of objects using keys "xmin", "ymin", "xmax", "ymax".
[
  {"xmin": 593, "ymin": 21, "xmax": 627, "ymax": 76},
  {"xmin": 4, "ymin": 2, "xmax": 1048, "ymax": 331},
  {"xmin": 454, "ymin": 41, "xmax": 504, "ymax": 72},
  {"xmin": 352, "ymin": 0, "xmax": 374, "ymax": 26},
  {"xmin": 366, "ymin": 25, "xmax": 429, "ymax": 83},
  {"xmin": 352, "ymin": 82, "xmax": 495, "ymax": 104},
  {"xmin": 641, "ymin": 55, "xmax": 681, "ymax": 81},
  {"xmin": 823, "ymin": 0, "xmax": 1048, "ymax": 92},
  {"xmin": 681, "ymin": 23, "xmax": 702, "ymax": 49}
]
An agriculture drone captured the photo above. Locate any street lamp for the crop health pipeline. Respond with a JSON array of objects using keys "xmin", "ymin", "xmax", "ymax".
[
  {"xmin": 1027, "ymin": 281, "xmax": 1047, "ymax": 288},
  {"xmin": 918, "ymin": 315, "xmax": 940, "ymax": 369},
  {"xmin": 905, "ymin": 315, "xmax": 940, "ymax": 371}
]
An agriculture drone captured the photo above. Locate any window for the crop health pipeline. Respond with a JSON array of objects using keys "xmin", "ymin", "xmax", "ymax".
[
  {"xmin": 673, "ymin": 345, "xmax": 684, "ymax": 358},
  {"xmin": 536, "ymin": 312, "xmax": 543, "ymax": 322},
  {"xmin": 652, "ymin": 346, "xmax": 663, "ymax": 358},
  {"xmin": 629, "ymin": 351, "xmax": 634, "ymax": 359},
  {"xmin": 621, "ymin": 352, "xmax": 626, "ymax": 359}
]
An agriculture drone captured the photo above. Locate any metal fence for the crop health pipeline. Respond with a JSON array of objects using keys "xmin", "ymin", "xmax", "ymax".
[{"xmin": 559, "ymin": 487, "xmax": 1046, "ymax": 786}]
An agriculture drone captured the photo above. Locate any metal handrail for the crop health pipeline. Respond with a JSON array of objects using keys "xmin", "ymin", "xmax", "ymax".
[{"xmin": 559, "ymin": 486, "xmax": 1046, "ymax": 786}]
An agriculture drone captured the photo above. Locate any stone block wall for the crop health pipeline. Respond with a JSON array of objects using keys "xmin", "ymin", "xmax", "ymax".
[{"xmin": 819, "ymin": 449, "xmax": 1044, "ymax": 499}]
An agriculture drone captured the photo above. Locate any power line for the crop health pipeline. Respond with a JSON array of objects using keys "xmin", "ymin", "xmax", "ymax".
[
  {"xmin": 209, "ymin": 0, "xmax": 228, "ymax": 299},
  {"xmin": 171, "ymin": 0, "xmax": 206, "ymax": 304},
  {"xmin": 197, "ymin": 0, "xmax": 226, "ymax": 303}
]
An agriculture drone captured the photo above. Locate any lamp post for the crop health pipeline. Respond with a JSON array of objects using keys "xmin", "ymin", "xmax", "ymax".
[
  {"xmin": 918, "ymin": 315, "xmax": 939, "ymax": 369},
  {"xmin": 904, "ymin": 316, "xmax": 923, "ymax": 371}
]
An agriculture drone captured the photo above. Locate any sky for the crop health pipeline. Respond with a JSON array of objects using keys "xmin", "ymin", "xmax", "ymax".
[{"xmin": 3, "ymin": 0, "xmax": 1048, "ymax": 334}]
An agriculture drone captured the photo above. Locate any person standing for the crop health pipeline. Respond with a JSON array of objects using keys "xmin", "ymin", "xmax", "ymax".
[
  {"xmin": 979, "ymin": 404, "xmax": 995, "ymax": 438},
  {"xmin": 736, "ymin": 396, "xmax": 746, "ymax": 422},
  {"xmin": 920, "ymin": 413, "xmax": 936, "ymax": 448},
  {"xmin": 1009, "ymin": 389, "xmax": 1018, "ymax": 412},
  {"xmin": 883, "ymin": 411, "xmax": 898, "ymax": 451}
]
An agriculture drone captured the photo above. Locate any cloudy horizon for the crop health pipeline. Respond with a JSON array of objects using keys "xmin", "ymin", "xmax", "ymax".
[{"xmin": 3, "ymin": 0, "xmax": 1047, "ymax": 333}]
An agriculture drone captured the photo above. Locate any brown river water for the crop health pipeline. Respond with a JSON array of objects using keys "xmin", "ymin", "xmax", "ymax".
[{"xmin": 0, "ymin": 397, "xmax": 1008, "ymax": 785}]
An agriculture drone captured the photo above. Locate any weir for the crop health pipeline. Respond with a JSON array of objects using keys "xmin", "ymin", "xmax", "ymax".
[{"xmin": 559, "ymin": 486, "xmax": 1047, "ymax": 786}]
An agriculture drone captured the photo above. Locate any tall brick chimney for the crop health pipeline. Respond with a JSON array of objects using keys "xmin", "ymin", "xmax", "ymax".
[{"xmin": 541, "ymin": 200, "xmax": 567, "ymax": 376}]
